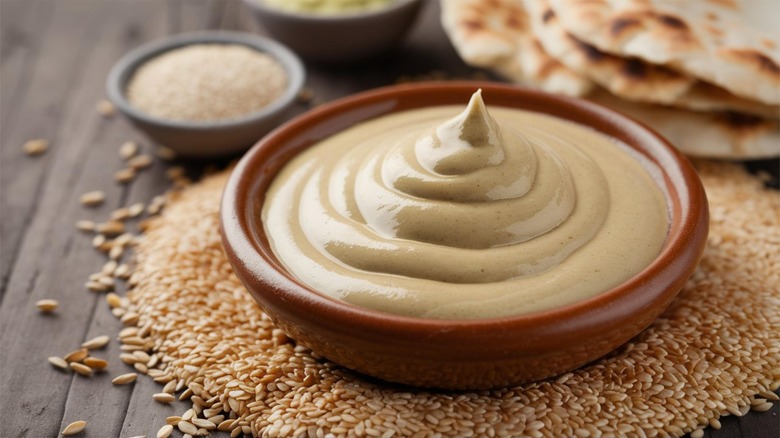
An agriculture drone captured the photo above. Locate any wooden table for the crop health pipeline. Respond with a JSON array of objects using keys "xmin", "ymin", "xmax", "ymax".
[{"xmin": 1, "ymin": 1, "xmax": 777, "ymax": 437}]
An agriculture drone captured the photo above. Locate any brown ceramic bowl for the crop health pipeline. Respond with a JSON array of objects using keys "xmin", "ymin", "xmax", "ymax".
[{"xmin": 220, "ymin": 82, "xmax": 709, "ymax": 390}]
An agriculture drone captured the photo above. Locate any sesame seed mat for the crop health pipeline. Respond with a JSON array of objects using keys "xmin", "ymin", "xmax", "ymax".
[{"xmin": 118, "ymin": 161, "xmax": 779, "ymax": 438}]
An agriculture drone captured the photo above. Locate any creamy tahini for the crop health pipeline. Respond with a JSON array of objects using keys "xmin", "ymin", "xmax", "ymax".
[{"xmin": 262, "ymin": 90, "xmax": 669, "ymax": 319}]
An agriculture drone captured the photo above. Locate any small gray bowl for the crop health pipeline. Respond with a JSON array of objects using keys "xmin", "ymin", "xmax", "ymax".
[
  {"xmin": 243, "ymin": 0, "xmax": 424, "ymax": 64},
  {"xmin": 106, "ymin": 31, "xmax": 305, "ymax": 158}
]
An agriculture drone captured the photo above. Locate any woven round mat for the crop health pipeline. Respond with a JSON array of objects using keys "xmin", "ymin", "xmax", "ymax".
[{"xmin": 123, "ymin": 161, "xmax": 779, "ymax": 437}]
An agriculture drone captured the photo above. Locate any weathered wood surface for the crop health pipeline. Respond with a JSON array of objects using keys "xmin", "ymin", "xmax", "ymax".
[{"xmin": 0, "ymin": 1, "xmax": 777, "ymax": 437}]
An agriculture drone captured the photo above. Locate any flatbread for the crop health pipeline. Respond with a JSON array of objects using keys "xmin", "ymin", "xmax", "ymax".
[
  {"xmin": 524, "ymin": 0, "xmax": 693, "ymax": 103},
  {"xmin": 440, "ymin": 0, "xmax": 780, "ymax": 158},
  {"xmin": 525, "ymin": 0, "xmax": 779, "ymax": 118},
  {"xmin": 548, "ymin": 0, "xmax": 780, "ymax": 105},
  {"xmin": 440, "ymin": 0, "xmax": 593, "ymax": 96},
  {"xmin": 590, "ymin": 91, "xmax": 780, "ymax": 159}
]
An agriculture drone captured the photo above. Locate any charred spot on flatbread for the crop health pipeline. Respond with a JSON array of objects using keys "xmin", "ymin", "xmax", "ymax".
[
  {"xmin": 656, "ymin": 13, "xmax": 687, "ymax": 30},
  {"xmin": 722, "ymin": 49, "xmax": 780, "ymax": 78},
  {"xmin": 707, "ymin": 0, "xmax": 737, "ymax": 9},
  {"xmin": 622, "ymin": 59, "xmax": 647, "ymax": 78},
  {"xmin": 571, "ymin": 38, "xmax": 605, "ymax": 62},
  {"xmin": 461, "ymin": 20, "xmax": 484, "ymax": 33},
  {"xmin": 721, "ymin": 112, "xmax": 771, "ymax": 129},
  {"xmin": 542, "ymin": 8, "xmax": 555, "ymax": 23},
  {"xmin": 610, "ymin": 17, "xmax": 642, "ymax": 38},
  {"xmin": 506, "ymin": 13, "xmax": 524, "ymax": 31}
]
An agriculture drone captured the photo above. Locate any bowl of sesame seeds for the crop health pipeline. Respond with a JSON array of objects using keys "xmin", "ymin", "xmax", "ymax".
[{"xmin": 106, "ymin": 31, "xmax": 305, "ymax": 157}]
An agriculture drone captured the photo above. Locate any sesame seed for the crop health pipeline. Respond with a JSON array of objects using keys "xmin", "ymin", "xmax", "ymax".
[
  {"xmin": 63, "ymin": 348, "xmax": 88, "ymax": 363},
  {"xmin": 156, "ymin": 146, "xmax": 177, "ymax": 161},
  {"xmin": 115, "ymin": 168, "xmax": 136, "ymax": 184},
  {"xmin": 83, "ymin": 357, "xmax": 108, "ymax": 370},
  {"xmin": 36, "ymin": 299, "xmax": 59, "ymax": 313},
  {"xmin": 23, "ymin": 139, "xmax": 49, "ymax": 156},
  {"xmin": 112, "ymin": 373, "xmax": 138, "ymax": 385},
  {"xmin": 127, "ymin": 202, "xmax": 145, "ymax": 218},
  {"xmin": 162, "ymin": 380, "xmax": 177, "ymax": 394},
  {"xmin": 128, "ymin": 154, "xmax": 153, "ymax": 171},
  {"xmin": 80, "ymin": 191, "xmax": 105, "ymax": 207},
  {"xmin": 61, "ymin": 420, "xmax": 87, "ymax": 436},
  {"xmin": 156, "ymin": 424, "xmax": 173, "ymax": 438},
  {"xmin": 76, "ymin": 220, "xmax": 96, "ymax": 232},
  {"xmin": 96, "ymin": 100, "xmax": 115, "ymax": 118},
  {"xmin": 82, "ymin": 335, "xmax": 110, "ymax": 350},
  {"xmin": 119, "ymin": 141, "xmax": 139, "ymax": 160},
  {"xmin": 70, "ymin": 362, "xmax": 92, "ymax": 377},
  {"xmin": 153, "ymin": 393, "xmax": 176, "ymax": 404},
  {"xmin": 752, "ymin": 402, "xmax": 773, "ymax": 412},
  {"xmin": 48, "ymin": 356, "xmax": 70, "ymax": 371},
  {"xmin": 106, "ymin": 293, "xmax": 123, "ymax": 308},
  {"xmin": 97, "ymin": 221, "xmax": 125, "ymax": 236}
]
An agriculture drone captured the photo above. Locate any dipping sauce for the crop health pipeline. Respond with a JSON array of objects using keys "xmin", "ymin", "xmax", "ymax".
[{"xmin": 263, "ymin": 90, "xmax": 669, "ymax": 319}]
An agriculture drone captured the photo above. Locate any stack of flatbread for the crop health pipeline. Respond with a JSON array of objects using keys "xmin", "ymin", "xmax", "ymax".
[{"xmin": 441, "ymin": 0, "xmax": 780, "ymax": 159}]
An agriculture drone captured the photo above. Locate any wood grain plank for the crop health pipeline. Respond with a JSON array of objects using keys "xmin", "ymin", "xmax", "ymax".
[
  {"xmin": 0, "ymin": 0, "xmax": 104, "ymax": 303},
  {"xmin": 51, "ymin": 2, "xmax": 173, "ymax": 437},
  {"xmin": 0, "ymin": 1, "xmax": 165, "ymax": 436},
  {"xmin": 0, "ymin": 0, "xmax": 53, "ymax": 134},
  {"xmin": 0, "ymin": 2, "xmax": 115, "ymax": 434}
]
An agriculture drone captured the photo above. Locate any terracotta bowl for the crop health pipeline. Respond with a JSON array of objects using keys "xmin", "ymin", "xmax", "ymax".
[{"xmin": 220, "ymin": 82, "xmax": 709, "ymax": 390}]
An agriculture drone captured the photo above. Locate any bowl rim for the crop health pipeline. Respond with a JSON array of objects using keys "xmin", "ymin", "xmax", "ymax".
[
  {"xmin": 221, "ymin": 81, "xmax": 708, "ymax": 335},
  {"xmin": 105, "ymin": 31, "xmax": 305, "ymax": 131},
  {"xmin": 241, "ymin": 0, "xmax": 422, "ymax": 21}
]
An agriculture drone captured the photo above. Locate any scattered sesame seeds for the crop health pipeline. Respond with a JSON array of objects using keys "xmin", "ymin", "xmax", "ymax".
[
  {"xmin": 61, "ymin": 420, "xmax": 87, "ymax": 436},
  {"xmin": 127, "ymin": 202, "xmax": 145, "ymax": 218},
  {"xmin": 75, "ymin": 220, "xmax": 97, "ymax": 232},
  {"xmin": 83, "ymin": 357, "xmax": 108, "ymax": 370},
  {"xmin": 97, "ymin": 221, "xmax": 125, "ymax": 236},
  {"xmin": 110, "ymin": 207, "xmax": 130, "ymax": 221},
  {"xmin": 114, "ymin": 168, "xmax": 136, "ymax": 184},
  {"xmin": 69, "ymin": 362, "xmax": 92, "ymax": 377},
  {"xmin": 80, "ymin": 191, "xmax": 105, "ymax": 207},
  {"xmin": 112, "ymin": 373, "xmax": 138, "ymax": 385},
  {"xmin": 108, "ymin": 162, "xmax": 777, "ymax": 437},
  {"xmin": 162, "ymin": 380, "xmax": 177, "ymax": 394},
  {"xmin": 23, "ymin": 139, "xmax": 49, "ymax": 156},
  {"xmin": 106, "ymin": 293, "xmax": 123, "ymax": 309},
  {"xmin": 82, "ymin": 335, "xmax": 110, "ymax": 350},
  {"xmin": 156, "ymin": 424, "xmax": 173, "ymax": 438},
  {"xmin": 177, "ymin": 421, "xmax": 198, "ymax": 435},
  {"xmin": 297, "ymin": 87, "xmax": 314, "ymax": 104},
  {"xmin": 36, "ymin": 299, "xmax": 59, "ymax": 313},
  {"xmin": 91, "ymin": 234, "xmax": 106, "ymax": 248},
  {"xmin": 96, "ymin": 99, "xmax": 115, "ymax": 118},
  {"xmin": 152, "ymin": 392, "xmax": 176, "ymax": 403},
  {"xmin": 63, "ymin": 348, "xmax": 88, "ymax": 363},
  {"xmin": 155, "ymin": 146, "xmax": 177, "ymax": 161},
  {"xmin": 128, "ymin": 154, "xmax": 153, "ymax": 171},
  {"xmin": 48, "ymin": 356, "xmax": 70, "ymax": 371},
  {"xmin": 119, "ymin": 141, "xmax": 139, "ymax": 160},
  {"xmin": 109, "ymin": 245, "xmax": 124, "ymax": 261}
]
